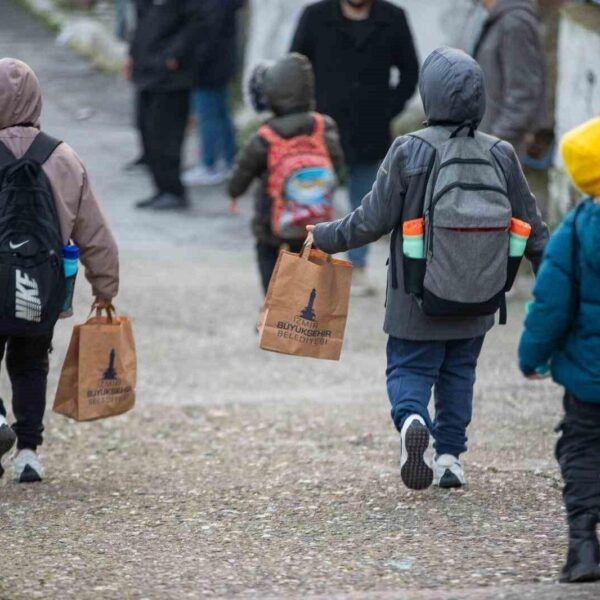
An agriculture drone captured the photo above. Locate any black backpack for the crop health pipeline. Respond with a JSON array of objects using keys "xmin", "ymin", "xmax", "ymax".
[{"xmin": 0, "ymin": 133, "xmax": 66, "ymax": 336}]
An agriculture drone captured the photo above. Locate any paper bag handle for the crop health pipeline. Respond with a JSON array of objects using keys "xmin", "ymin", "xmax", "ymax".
[
  {"xmin": 301, "ymin": 236, "xmax": 313, "ymax": 260},
  {"xmin": 89, "ymin": 302, "xmax": 115, "ymax": 324}
]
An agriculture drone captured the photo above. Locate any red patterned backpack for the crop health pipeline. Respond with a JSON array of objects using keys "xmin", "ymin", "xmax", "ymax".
[{"xmin": 259, "ymin": 113, "xmax": 336, "ymax": 240}]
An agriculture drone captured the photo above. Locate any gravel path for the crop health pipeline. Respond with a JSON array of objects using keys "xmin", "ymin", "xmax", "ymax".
[{"xmin": 1, "ymin": 2, "xmax": 599, "ymax": 599}]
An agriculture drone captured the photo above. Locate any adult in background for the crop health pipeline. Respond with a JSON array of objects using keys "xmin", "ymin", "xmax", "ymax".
[
  {"xmin": 125, "ymin": 0, "xmax": 203, "ymax": 211},
  {"xmin": 183, "ymin": 0, "xmax": 244, "ymax": 187},
  {"xmin": 472, "ymin": 0, "xmax": 546, "ymax": 156},
  {"xmin": 291, "ymin": 0, "xmax": 419, "ymax": 296}
]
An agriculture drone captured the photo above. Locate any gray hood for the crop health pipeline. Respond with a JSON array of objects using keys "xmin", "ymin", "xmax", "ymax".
[
  {"xmin": 419, "ymin": 47, "xmax": 486, "ymax": 126},
  {"xmin": 264, "ymin": 53, "xmax": 315, "ymax": 116}
]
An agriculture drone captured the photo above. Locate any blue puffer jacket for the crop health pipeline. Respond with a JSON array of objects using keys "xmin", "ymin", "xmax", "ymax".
[{"xmin": 519, "ymin": 199, "xmax": 600, "ymax": 403}]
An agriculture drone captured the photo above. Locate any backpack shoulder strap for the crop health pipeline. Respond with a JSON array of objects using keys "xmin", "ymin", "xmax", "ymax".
[
  {"xmin": 258, "ymin": 123, "xmax": 282, "ymax": 146},
  {"xmin": 0, "ymin": 140, "xmax": 16, "ymax": 170},
  {"xmin": 473, "ymin": 130, "xmax": 502, "ymax": 152},
  {"xmin": 23, "ymin": 132, "xmax": 62, "ymax": 165},
  {"xmin": 311, "ymin": 113, "xmax": 325, "ymax": 139},
  {"xmin": 409, "ymin": 126, "xmax": 451, "ymax": 149}
]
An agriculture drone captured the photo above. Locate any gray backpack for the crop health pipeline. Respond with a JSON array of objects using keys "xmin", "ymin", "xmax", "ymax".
[{"xmin": 403, "ymin": 124, "xmax": 522, "ymax": 324}]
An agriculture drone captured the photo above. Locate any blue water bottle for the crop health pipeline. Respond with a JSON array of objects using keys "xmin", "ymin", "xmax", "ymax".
[{"xmin": 62, "ymin": 244, "xmax": 79, "ymax": 313}]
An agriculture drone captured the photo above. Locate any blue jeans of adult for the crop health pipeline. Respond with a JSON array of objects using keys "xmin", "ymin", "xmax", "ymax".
[
  {"xmin": 347, "ymin": 162, "xmax": 380, "ymax": 268},
  {"xmin": 192, "ymin": 87, "xmax": 236, "ymax": 169},
  {"xmin": 386, "ymin": 336, "xmax": 486, "ymax": 457}
]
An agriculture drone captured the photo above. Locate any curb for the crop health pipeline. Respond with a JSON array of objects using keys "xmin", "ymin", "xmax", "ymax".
[{"xmin": 14, "ymin": 0, "xmax": 127, "ymax": 73}]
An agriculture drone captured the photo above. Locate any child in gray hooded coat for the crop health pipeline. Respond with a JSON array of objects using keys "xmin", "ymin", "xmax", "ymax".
[{"xmin": 308, "ymin": 48, "xmax": 548, "ymax": 490}]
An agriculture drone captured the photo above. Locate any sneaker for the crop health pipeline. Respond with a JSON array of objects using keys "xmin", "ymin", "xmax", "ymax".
[
  {"xmin": 0, "ymin": 414, "xmax": 17, "ymax": 479},
  {"xmin": 182, "ymin": 165, "xmax": 229, "ymax": 187},
  {"xmin": 135, "ymin": 194, "xmax": 159, "ymax": 209},
  {"xmin": 123, "ymin": 156, "xmax": 147, "ymax": 172},
  {"xmin": 433, "ymin": 454, "xmax": 465, "ymax": 488},
  {"xmin": 150, "ymin": 193, "xmax": 189, "ymax": 211},
  {"xmin": 400, "ymin": 414, "xmax": 433, "ymax": 490},
  {"xmin": 13, "ymin": 449, "xmax": 43, "ymax": 483},
  {"xmin": 351, "ymin": 267, "xmax": 376, "ymax": 297}
]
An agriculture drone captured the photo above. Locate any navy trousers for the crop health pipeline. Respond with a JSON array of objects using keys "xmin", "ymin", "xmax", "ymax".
[{"xmin": 386, "ymin": 336, "xmax": 485, "ymax": 457}]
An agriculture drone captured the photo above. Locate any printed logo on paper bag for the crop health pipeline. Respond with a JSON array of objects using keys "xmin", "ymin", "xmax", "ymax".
[
  {"xmin": 102, "ymin": 349, "xmax": 118, "ymax": 380},
  {"xmin": 87, "ymin": 348, "xmax": 132, "ymax": 406},
  {"xmin": 300, "ymin": 288, "xmax": 317, "ymax": 321},
  {"xmin": 275, "ymin": 288, "xmax": 332, "ymax": 346}
]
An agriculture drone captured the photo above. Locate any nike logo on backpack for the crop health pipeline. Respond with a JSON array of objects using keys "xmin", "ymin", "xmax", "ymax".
[
  {"xmin": 9, "ymin": 241, "xmax": 29, "ymax": 250},
  {"xmin": 15, "ymin": 270, "xmax": 42, "ymax": 323}
]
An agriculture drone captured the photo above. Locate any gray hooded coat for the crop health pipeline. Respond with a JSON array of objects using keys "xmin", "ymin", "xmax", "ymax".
[
  {"xmin": 313, "ymin": 48, "xmax": 549, "ymax": 341},
  {"xmin": 474, "ymin": 0, "xmax": 546, "ymax": 150}
]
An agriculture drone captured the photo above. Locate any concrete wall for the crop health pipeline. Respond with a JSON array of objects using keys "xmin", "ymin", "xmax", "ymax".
[{"xmin": 551, "ymin": 4, "xmax": 600, "ymax": 219}]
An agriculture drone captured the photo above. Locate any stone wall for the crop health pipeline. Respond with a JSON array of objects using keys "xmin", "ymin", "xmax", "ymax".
[{"xmin": 550, "ymin": 3, "xmax": 600, "ymax": 219}]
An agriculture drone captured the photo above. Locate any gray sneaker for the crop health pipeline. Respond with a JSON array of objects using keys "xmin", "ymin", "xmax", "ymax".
[
  {"xmin": 12, "ymin": 449, "xmax": 43, "ymax": 483},
  {"xmin": 400, "ymin": 414, "xmax": 433, "ymax": 490},
  {"xmin": 0, "ymin": 414, "xmax": 17, "ymax": 479},
  {"xmin": 433, "ymin": 454, "xmax": 465, "ymax": 488}
]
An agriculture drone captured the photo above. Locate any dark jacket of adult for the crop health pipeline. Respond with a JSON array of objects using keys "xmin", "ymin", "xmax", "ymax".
[
  {"xmin": 474, "ymin": 0, "xmax": 546, "ymax": 150},
  {"xmin": 196, "ymin": 0, "xmax": 244, "ymax": 89},
  {"xmin": 130, "ymin": 0, "xmax": 204, "ymax": 91},
  {"xmin": 228, "ymin": 54, "xmax": 344, "ymax": 246},
  {"xmin": 313, "ymin": 48, "xmax": 549, "ymax": 341},
  {"xmin": 290, "ymin": 0, "xmax": 419, "ymax": 166},
  {"xmin": 519, "ymin": 200, "xmax": 600, "ymax": 403}
]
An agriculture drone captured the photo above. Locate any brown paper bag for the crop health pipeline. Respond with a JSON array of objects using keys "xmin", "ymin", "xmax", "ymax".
[
  {"xmin": 53, "ymin": 307, "xmax": 137, "ymax": 421},
  {"xmin": 259, "ymin": 241, "xmax": 352, "ymax": 360}
]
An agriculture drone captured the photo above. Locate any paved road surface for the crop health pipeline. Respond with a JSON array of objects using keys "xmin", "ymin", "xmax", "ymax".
[{"xmin": 0, "ymin": 2, "xmax": 598, "ymax": 599}]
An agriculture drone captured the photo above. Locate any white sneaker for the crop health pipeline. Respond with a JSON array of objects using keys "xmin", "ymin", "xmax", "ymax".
[
  {"xmin": 433, "ymin": 454, "xmax": 465, "ymax": 488},
  {"xmin": 351, "ymin": 267, "xmax": 376, "ymax": 297},
  {"xmin": 0, "ymin": 414, "xmax": 17, "ymax": 479},
  {"xmin": 12, "ymin": 448, "xmax": 43, "ymax": 483},
  {"xmin": 182, "ymin": 165, "xmax": 229, "ymax": 187},
  {"xmin": 400, "ymin": 414, "xmax": 433, "ymax": 490}
]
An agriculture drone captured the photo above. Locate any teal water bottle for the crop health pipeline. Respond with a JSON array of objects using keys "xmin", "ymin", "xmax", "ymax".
[
  {"xmin": 509, "ymin": 218, "xmax": 532, "ymax": 257},
  {"xmin": 403, "ymin": 218, "xmax": 425, "ymax": 259},
  {"xmin": 62, "ymin": 244, "xmax": 79, "ymax": 313}
]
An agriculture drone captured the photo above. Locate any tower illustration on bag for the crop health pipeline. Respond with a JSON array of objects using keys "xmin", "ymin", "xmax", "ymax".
[
  {"xmin": 259, "ymin": 113, "xmax": 336, "ymax": 240},
  {"xmin": 0, "ymin": 133, "xmax": 66, "ymax": 335},
  {"xmin": 400, "ymin": 124, "xmax": 530, "ymax": 324}
]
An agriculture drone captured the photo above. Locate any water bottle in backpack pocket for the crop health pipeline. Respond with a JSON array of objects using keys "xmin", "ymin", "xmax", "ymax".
[
  {"xmin": 259, "ymin": 113, "xmax": 336, "ymax": 240},
  {"xmin": 0, "ymin": 132, "xmax": 66, "ymax": 335},
  {"xmin": 62, "ymin": 243, "xmax": 79, "ymax": 315},
  {"xmin": 401, "ymin": 125, "xmax": 531, "ymax": 324}
]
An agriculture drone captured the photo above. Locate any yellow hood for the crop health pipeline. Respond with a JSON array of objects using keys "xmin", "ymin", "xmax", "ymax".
[
  {"xmin": 561, "ymin": 117, "xmax": 600, "ymax": 198},
  {"xmin": 0, "ymin": 58, "xmax": 42, "ymax": 130}
]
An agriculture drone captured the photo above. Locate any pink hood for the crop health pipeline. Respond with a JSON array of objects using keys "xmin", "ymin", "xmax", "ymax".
[{"xmin": 0, "ymin": 58, "xmax": 42, "ymax": 129}]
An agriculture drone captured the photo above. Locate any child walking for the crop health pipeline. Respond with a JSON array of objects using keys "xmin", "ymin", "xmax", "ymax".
[
  {"xmin": 519, "ymin": 117, "xmax": 600, "ymax": 583},
  {"xmin": 0, "ymin": 59, "xmax": 119, "ymax": 482},
  {"xmin": 228, "ymin": 53, "xmax": 344, "ymax": 294},
  {"xmin": 308, "ymin": 48, "xmax": 548, "ymax": 490}
]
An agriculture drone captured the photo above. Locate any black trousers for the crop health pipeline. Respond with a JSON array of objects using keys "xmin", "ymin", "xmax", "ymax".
[
  {"xmin": 136, "ymin": 90, "xmax": 149, "ymax": 163},
  {"xmin": 139, "ymin": 89, "xmax": 190, "ymax": 198},
  {"xmin": 0, "ymin": 334, "xmax": 53, "ymax": 451},
  {"xmin": 256, "ymin": 240, "xmax": 304, "ymax": 295},
  {"xmin": 556, "ymin": 393, "xmax": 600, "ymax": 522}
]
